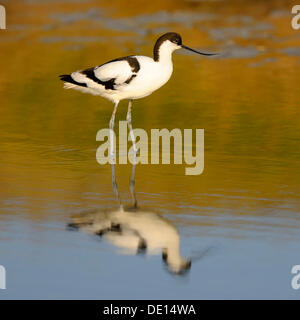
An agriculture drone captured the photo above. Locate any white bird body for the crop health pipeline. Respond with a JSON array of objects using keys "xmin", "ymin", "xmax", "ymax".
[{"xmin": 63, "ymin": 47, "xmax": 174, "ymax": 103}]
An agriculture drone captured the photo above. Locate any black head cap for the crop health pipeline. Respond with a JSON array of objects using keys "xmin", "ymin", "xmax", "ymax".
[{"xmin": 154, "ymin": 32, "xmax": 182, "ymax": 61}]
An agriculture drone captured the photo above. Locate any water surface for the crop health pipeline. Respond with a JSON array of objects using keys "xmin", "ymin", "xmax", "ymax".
[{"xmin": 0, "ymin": 0, "xmax": 299, "ymax": 299}]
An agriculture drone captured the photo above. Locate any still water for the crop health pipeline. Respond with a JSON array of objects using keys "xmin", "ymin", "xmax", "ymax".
[{"xmin": 0, "ymin": 0, "xmax": 300, "ymax": 299}]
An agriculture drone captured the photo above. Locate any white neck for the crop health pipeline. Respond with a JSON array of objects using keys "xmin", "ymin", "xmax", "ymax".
[{"xmin": 155, "ymin": 40, "xmax": 179, "ymax": 64}]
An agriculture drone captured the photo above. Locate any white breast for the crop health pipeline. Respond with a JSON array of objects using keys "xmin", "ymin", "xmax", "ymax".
[{"xmin": 114, "ymin": 56, "xmax": 173, "ymax": 101}]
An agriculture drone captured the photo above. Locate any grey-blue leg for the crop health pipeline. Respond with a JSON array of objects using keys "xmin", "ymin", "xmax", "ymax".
[
  {"xmin": 130, "ymin": 156, "xmax": 138, "ymax": 209},
  {"xmin": 111, "ymin": 162, "xmax": 123, "ymax": 210},
  {"xmin": 109, "ymin": 101, "xmax": 119, "ymax": 157},
  {"xmin": 127, "ymin": 99, "xmax": 138, "ymax": 154}
]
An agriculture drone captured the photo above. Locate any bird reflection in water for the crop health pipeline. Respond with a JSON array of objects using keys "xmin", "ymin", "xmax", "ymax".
[{"xmin": 68, "ymin": 158, "xmax": 191, "ymax": 275}]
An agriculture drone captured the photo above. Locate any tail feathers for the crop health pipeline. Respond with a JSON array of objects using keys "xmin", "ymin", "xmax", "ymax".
[{"xmin": 59, "ymin": 74, "xmax": 87, "ymax": 88}]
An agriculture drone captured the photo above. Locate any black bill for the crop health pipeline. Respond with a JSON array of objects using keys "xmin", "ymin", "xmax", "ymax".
[{"xmin": 181, "ymin": 44, "xmax": 218, "ymax": 56}]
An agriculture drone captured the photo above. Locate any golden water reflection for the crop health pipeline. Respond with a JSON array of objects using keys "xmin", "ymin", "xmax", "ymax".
[{"xmin": 0, "ymin": 0, "xmax": 299, "ymax": 236}]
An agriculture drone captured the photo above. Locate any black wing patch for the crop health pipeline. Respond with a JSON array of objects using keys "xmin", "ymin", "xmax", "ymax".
[
  {"xmin": 119, "ymin": 56, "xmax": 140, "ymax": 73},
  {"xmin": 59, "ymin": 74, "xmax": 87, "ymax": 87},
  {"xmin": 124, "ymin": 74, "xmax": 137, "ymax": 84},
  {"xmin": 81, "ymin": 67, "xmax": 116, "ymax": 90}
]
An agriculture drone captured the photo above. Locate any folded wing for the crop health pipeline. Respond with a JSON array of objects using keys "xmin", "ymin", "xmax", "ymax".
[{"xmin": 59, "ymin": 56, "xmax": 140, "ymax": 91}]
